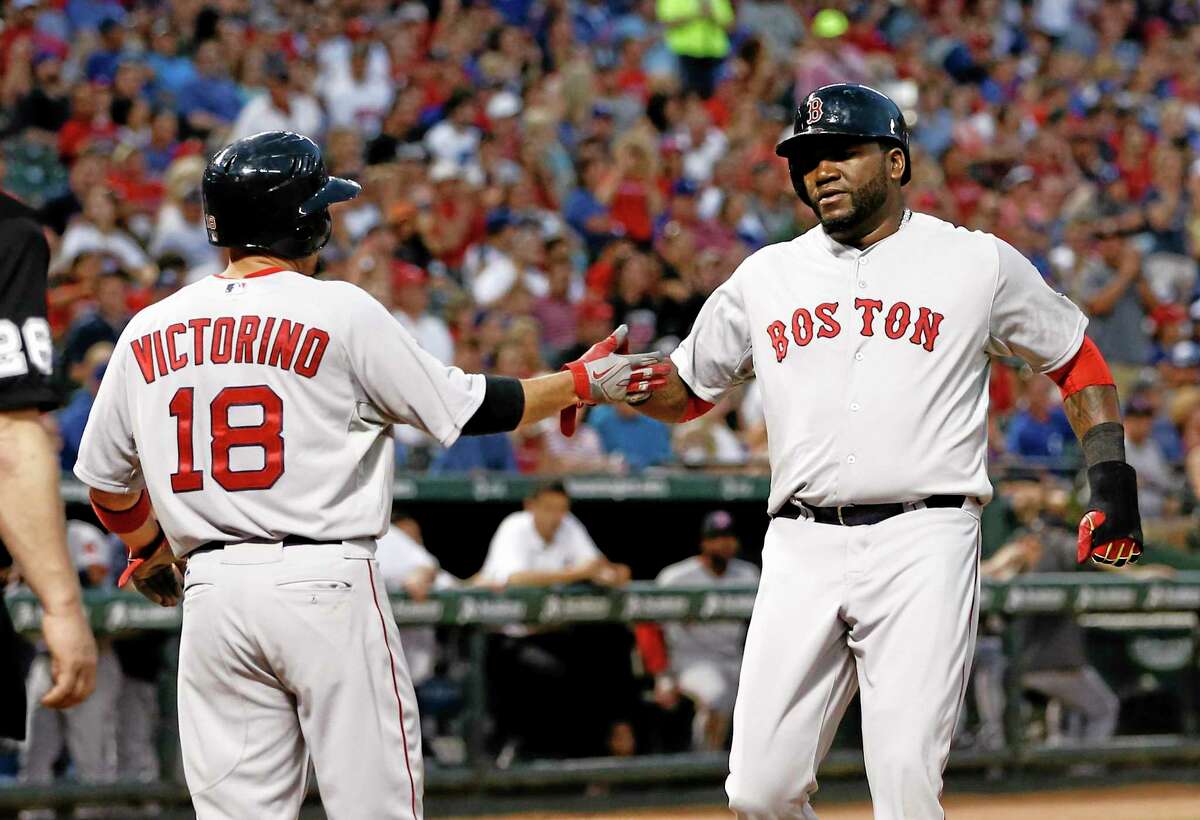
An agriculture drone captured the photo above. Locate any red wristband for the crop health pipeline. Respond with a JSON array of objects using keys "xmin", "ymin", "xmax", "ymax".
[
  {"xmin": 564, "ymin": 361, "xmax": 591, "ymax": 402},
  {"xmin": 91, "ymin": 490, "xmax": 151, "ymax": 534}
]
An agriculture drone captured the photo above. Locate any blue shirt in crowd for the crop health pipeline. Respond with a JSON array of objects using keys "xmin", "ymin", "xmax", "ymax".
[
  {"xmin": 588, "ymin": 405, "xmax": 672, "ymax": 470},
  {"xmin": 431, "ymin": 433, "xmax": 518, "ymax": 473},
  {"xmin": 1005, "ymin": 407, "xmax": 1076, "ymax": 459}
]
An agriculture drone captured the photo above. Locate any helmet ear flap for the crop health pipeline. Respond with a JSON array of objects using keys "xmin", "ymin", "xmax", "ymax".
[{"xmin": 788, "ymin": 159, "xmax": 811, "ymax": 208}]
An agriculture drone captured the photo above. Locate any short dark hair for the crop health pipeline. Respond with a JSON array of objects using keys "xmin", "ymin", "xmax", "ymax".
[{"xmin": 527, "ymin": 480, "xmax": 568, "ymax": 502}]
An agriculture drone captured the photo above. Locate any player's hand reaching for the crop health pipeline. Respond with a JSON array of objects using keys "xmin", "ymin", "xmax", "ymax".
[
  {"xmin": 1077, "ymin": 461, "xmax": 1143, "ymax": 568},
  {"xmin": 119, "ymin": 528, "xmax": 185, "ymax": 607},
  {"xmin": 560, "ymin": 324, "xmax": 671, "ymax": 436}
]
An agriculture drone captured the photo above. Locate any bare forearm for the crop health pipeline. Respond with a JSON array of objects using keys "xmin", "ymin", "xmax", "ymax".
[
  {"xmin": 1063, "ymin": 384, "xmax": 1121, "ymax": 440},
  {"xmin": 506, "ymin": 567, "xmax": 589, "ymax": 587},
  {"xmin": 632, "ymin": 368, "xmax": 689, "ymax": 423},
  {"xmin": 517, "ymin": 371, "xmax": 578, "ymax": 428},
  {"xmin": 0, "ymin": 411, "xmax": 82, "ymax": 612}
]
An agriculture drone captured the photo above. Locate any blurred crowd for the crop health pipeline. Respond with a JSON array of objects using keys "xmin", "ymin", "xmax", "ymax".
[
  {"xmin": 3, "ymin": 0, "xmax": 1200, "ymax": 792},
  {"xmin": 2, "ymin": 0, "xmax": 1199, "ymax": 505}
]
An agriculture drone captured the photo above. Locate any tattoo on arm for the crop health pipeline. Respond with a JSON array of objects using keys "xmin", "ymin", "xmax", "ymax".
[
  {"xmin": 1062, "ymin": 384, "xmax": 1121, "ymax": 440},
  {"xmin": 631, "ymin": 366, "xmax": 689, "ymax": 424}
]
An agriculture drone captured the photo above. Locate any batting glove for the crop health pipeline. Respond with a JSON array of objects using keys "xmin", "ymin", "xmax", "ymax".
[
  {"xmin": 1077, "ymin": 461, "xmax": 1143, "ymax": 568},
  {"xmin": 559, "ymin": 324, "xmax": 670, "ymax": 436}
]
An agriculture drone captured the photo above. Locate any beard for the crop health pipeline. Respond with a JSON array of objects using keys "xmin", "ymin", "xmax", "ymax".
[
  {"xmin": 815, "ymin": 165, "xmax": 890, "ymax": 234},
  {"xmin": 707, "ymin": 554, "xmax": 729, "ymax": 575}
]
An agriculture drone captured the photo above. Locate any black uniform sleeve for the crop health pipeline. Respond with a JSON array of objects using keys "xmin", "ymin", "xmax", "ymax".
[{"xmin": 0, "ymin": 204, "xmax": 59, "ymax": 413}]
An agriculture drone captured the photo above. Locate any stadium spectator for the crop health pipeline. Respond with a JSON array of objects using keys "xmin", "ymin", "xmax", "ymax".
[
  {"xmin": 1123, "ymin": 394, "xmax": 1179, "ymax": 519},
  {"xmin": 176, "ymin": 41, "xmax": 242, "ymax": 137},
  {"xmin": 1004, "ymin": 376, "xmax": 1076, "ymax": 461},
  {"xmin": 55, "ymin": 341, "xmax": 111, "ymax": 471},
  {"xmin": 390, "ymin": 261, "xmax": 454, "ymax": 366},
  {"xmin": 475, "ymin": 482, "xmax": 636, "ymax": 760},
  {"xmin": 375, "ymin": 511, "xmax": 451, "ymax": 688},
  {"xmin": 640, "ymin": 510, "xmax": 759, "ymax": 750},
  {"xmin": 54, "ymin": 188, "xmax": 152, "ymax": 281},
  {"xmin": 21, "ymin": 521, "xmax": 120, "ymax": 789},
  {"xmin": 656, "ymin": 0, "xmax": 735, "ymax": 100},
  {"xmin": 227, "ymin": 53, "xmax": 324, "ymax": 145},
  {"xmin": 58, "ymin": 268, "xmax": 130, "ymax": 384},
  {"xmin": 985, "ymin": 527, "xmax": 1120, "ymax": 755},
  {"xmin": 588, "ymin": 402, "xmax": 673, "ymax": 471}
]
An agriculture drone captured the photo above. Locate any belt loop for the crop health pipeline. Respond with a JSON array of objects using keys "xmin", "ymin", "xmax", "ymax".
[{"xmin": 837, "ymin": 506, "xmax": 846, "ymax": 526}]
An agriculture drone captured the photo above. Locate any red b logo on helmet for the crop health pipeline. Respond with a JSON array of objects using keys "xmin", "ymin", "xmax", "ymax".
[{"xmin": 806, "ymin": 96, "xmax": 823, "ymax": 125}]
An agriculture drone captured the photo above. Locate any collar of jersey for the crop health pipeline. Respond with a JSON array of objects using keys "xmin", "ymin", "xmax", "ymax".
[
  {"xmin": 819, "ymin": 208, "xmax": 913, "ymax": 260},
  {"xmin": 215, "ymin": 266, "xmax": 287, "ymax": 280}
]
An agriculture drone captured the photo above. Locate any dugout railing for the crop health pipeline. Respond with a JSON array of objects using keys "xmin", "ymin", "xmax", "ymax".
[{"xmin": 4, "ymin": 572, "xmax": 1200, "ymax": 812}]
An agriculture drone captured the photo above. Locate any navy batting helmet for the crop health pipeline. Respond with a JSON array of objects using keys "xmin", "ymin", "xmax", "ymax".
[
  {"xmin": 775, "ymin": 84, "xmax": 911, "ymax": 204},
  {"xmin": 202, "ymin": 131, "xmax": 360, "ymax": 259}
]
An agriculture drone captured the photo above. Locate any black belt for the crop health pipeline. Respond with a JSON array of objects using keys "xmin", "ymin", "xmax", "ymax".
[
  {"xmin": 773, "ymin": 494, "xmax": 966, "ymax": 527},
  {"xmin": 188, "ymin": 536, "xmax": 343, "ymax": 558}
]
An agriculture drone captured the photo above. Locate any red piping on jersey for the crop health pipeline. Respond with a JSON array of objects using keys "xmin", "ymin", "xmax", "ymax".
[
  {"xmin": 368, "ymin": 560, "xmax": 418, "ymax": 817},
  {"xmin": 214, "ymin": 266, "xmax": 286, "ymax": 280}
]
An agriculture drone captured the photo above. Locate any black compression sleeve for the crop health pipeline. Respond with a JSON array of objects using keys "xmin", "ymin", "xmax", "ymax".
[{"xmin": 462, "ymin": 375, "xmax": 525, "ymax": 435}]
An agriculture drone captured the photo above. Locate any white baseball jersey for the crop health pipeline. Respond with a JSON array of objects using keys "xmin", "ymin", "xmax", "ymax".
[
  {"xmin": 656, "ymin": 556, "xmax": 759, "ymax": 667},
  {"xmin": 74, "ymin": 268, "xmax": 485, "ymax": 555},
  {"xmin": 671, "ymin": 211, "xmax": 1087, "ymax": 513}
]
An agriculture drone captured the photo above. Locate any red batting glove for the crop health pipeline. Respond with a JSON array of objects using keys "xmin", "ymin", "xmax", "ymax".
[
  {"xmin": 560, "ymin": 324, "xmax": 630, "ymax": 437},
  {"xmin": 1077, "ymin": 510, "xmax": 1142, "ymax": 568}
]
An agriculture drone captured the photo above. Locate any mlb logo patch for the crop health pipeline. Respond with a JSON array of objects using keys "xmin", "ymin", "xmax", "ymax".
[{"xmin": 225, "ymin": 282, "xmax": 246, "ymax": 295}]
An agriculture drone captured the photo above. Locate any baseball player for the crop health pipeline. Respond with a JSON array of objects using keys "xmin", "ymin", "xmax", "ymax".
[
  {"xmin": 0, "ymin": 190, "xmax": 96, "ymax": 743},
  {"xmin": 640, "ymin": 510, "xmax": 760, "ymax": 751},
  {"xmin": 22, "ymin": 520, "xmax": 121, "ymax": 789},
  {"xmin": 72, "ymin": 130, "xmax": 669, "ymax": 820},
  {"xmin": 629, "ymin": 84, "xmax": 1143, "ymax": 818}
]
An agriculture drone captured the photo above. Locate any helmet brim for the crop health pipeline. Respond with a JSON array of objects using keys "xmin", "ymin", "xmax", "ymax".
[
  {"xmin": 298, "ymin": 176, "xmax": 361, "ymax": 217},
  {"xmin": 775, "ymin": 129, "xmax": 882, "ymax": 158}
]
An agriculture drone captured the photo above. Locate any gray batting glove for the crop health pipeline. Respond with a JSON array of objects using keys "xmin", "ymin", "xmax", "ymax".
[{"xmin": 567, "ymin": 351, "xmax": 672, "ymax": 404}]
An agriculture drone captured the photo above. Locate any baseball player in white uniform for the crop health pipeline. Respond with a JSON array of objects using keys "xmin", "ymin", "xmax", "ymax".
[
  {"xmin": 72, "ymin": 131, "xmax": 669, "ymax": 820},
  {"xmin": 646, "ymin": 510, "xmax": 759, "ymax": 751},
  {"xmin": 628, "ymin": 85, "xmax": 1144, "ymax": 818}
]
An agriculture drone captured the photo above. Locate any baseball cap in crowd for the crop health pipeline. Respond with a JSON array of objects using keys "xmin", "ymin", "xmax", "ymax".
[
  {"xmin": 701, "ymin": 510, "xmax": 737, "ymax": 539},
  {"xmin": 391, "ymin": 260, "xmax": 428, "ymax": 289},
  {"xmin": 671, "ymin": 179, "xmax": 699, "ymax": 197},
  {"xmin": 486, "ymin": 91, "xmax": 522, "ymax": 121},
  {"xmin": 1123, "ymin": 394, "xmax": 1154, "ymax": 418}
]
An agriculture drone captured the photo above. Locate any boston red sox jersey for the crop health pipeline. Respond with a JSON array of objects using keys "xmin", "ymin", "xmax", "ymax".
[
  {"xmin": 74, "ymin": 269, "xmax": 484, "ymax": 555},
  {"xmin": 672, "ymin": 211, "xmax": 1087, "ymax": 513}
]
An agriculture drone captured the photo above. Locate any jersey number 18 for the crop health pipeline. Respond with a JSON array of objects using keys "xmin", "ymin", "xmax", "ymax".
[{"xmin": 169, "ymin": 385, "xmax": 284, "ymax": 493}]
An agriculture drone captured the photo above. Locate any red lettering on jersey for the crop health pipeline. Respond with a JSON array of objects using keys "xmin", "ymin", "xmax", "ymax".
[
  {"xmin": 854, "ymin": 298, "xmax": 883, "ymax": 336},
  {"xmin": 130, "ymin": 334, "xmax": 157, "ymax": 384},
  {"xmin": 766, "ymin": 321, "xmax": 789, "ymax": 362},
  {"xmin": 188, "ymin": 318, "xmax": 211, "ymax": 365},
  {"xmin": 791, "ymin": 307, "xmax": 814, "ymax": 346},
  {"xmin": 885, "ymin": 302, "xmax": 911, "ymax": 340},
  {"xmin": 910, "ymin": 307, "xmax": 944, "ymax": 352},
  {"xmin": 268, "ymin": 320, "xmax": 305, "ymax": 371},
  {"xmin": 815, "ymin": 302, "xmax": 841, "ymax": 338},
  {"xmin": 211, "ymin": 317, "xmax": 235, "ymax": 364},
  {"xmin": 294, "ymin": 328, "xmax": 330, "ymax": 378},
  {"xmin": 256, "ymin": 317, "xmax": 277, "ymax": 364},
  {"xmin": 165, "ymin": 323, "xmax": 187, "ymax": 371},
  {"xmin": 234, "ymin": 315, "xmax": 261, "ymax": 363},
  {"xmin": 151, "ymin": 330, "xmax": 169, "ymax": 378}
]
